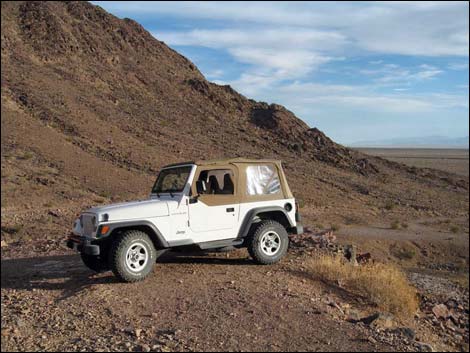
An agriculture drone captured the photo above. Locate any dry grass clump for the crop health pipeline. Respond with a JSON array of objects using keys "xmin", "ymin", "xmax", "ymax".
[
  {"xmin": 1, "ymin": 225, "xmax": 23, "ymax": 234},
  {"xmin": 308, "ymin": 254, "xmax": 418, "ymax": 317},
  {"xmin": 330, "ymin": 224, "xmax": 341, "ymax": 232},
  {"xmin": 390, "ymin": 220, "xmax": 401, "ymax": 230},
  {"xmin": 391, "ymin": 242, "xmax": 416, "ymax": 260}
]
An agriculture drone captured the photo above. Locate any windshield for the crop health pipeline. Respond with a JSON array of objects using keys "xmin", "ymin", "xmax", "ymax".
[{"xmin": 152, "ymin": 166, "xmax": 192, "ymax": 194}]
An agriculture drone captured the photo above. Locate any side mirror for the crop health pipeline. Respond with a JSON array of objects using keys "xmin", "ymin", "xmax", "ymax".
[{"xmin": 196, "ymin": 180, "xmax": 207, "ymax": 195}]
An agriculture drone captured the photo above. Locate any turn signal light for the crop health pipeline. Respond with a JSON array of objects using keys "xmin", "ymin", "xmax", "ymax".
[{"xmin": 100, "ymin": 226, "xmax": 110, "ymax": 235}]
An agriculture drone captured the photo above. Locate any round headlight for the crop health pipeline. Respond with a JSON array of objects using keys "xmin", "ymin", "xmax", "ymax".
[{"xmin": 284, "ymin": 203, "xmax": 293, "ymax": 212}]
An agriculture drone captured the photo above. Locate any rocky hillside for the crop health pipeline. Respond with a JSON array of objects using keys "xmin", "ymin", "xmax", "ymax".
[{"xmin": 1, "ymin": 1, "xmax": 468, "ymax": 240}]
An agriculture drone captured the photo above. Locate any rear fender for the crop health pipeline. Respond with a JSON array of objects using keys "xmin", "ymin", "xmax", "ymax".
[{"xmin": 237, "ymin": 206, "xmax": 295, "ymax": 239}]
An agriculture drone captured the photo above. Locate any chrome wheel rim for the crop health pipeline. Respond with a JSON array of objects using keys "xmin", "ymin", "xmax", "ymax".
[
  {"xmin": 125, "ymin": 242, "xmax": 148, "ymax": 272},
  {"xmin": 260, "ymin": 231, "xmax": 281, "ymax": 256}
]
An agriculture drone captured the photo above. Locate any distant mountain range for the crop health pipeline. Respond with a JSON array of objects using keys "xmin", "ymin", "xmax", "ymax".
[{"xmin": 349, "ymin": 136, "xmax": 469, "ymax": 149}]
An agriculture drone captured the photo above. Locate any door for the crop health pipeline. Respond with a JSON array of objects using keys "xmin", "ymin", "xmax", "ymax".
[{"xmin": 188, "ymin": 167, "xmax": 240, "ymax": 242}]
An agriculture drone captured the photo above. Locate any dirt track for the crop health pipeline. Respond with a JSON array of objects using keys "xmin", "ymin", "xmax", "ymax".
[{"xmin": 2, "ymin": 249, "xmax": 397, "ymax": 352}]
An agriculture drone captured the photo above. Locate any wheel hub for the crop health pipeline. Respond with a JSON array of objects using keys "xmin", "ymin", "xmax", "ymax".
[
  {"xmin": 260, "ymin": 231, "xmax": 281, "ymax": 256},
  {"xmin": 125, "ymin": 242, "xmax": 149, "ymax": 272}
]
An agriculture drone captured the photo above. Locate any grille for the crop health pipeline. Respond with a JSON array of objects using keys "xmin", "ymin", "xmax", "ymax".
[{"xmin": 82, "ymin": 214, "xmax": 96, "ymax": 236}]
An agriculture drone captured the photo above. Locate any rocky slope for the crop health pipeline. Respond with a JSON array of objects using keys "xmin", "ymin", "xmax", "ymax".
[{"xmin": 1, "ymin": 1, "xmax": 468, "ymax": 239}]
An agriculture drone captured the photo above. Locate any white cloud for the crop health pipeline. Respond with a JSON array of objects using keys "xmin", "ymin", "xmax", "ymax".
[
  {"xmin": 155, "ymin": 28, "xmax": 347, "ymax": 51},
  {"xmin": 205, "ymin": 69, "xmax": 224, "ymax": 79},
  {"xmin": 102, "ymin": 1, "xmax": 469, "ymax": 57},
  {"xmin": 448, "ymin": 62, "xmax": 469, "ymax": 70},
  {"xmin": 360, "ymin": 63, "xmax": 443, "ymax": 85},
  {"xmin": 154, "ymin": 28, "xmax": 344, "ymax": 80},
  {"xmin": 240, "ymin": 80, "xmax": 468, "ymax": 114}
]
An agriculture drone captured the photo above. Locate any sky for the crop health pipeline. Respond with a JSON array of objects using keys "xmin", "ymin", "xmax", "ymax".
[{"xmin": 93, "ymin": 1, "xmax": 469, "ymax": 145}]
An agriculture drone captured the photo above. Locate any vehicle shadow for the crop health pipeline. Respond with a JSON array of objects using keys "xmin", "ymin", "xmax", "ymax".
[
  {"xmin": 1, "ymin": 251, "xmax": 254, "ymax": 300},
  {"xmin": 1, "ymin": 254, "xmax": 118, "ymax": 301}
]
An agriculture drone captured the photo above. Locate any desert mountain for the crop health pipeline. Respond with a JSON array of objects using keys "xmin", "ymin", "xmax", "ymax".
[{"xmin": 1, "ymin": 1, "xmax": 468, "ymax": 239}]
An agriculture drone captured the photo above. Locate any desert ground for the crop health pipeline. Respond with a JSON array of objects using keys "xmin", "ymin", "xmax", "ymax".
[{"xmin": 355, "ymin": 148, "xmax": 469, "ymax": 177}]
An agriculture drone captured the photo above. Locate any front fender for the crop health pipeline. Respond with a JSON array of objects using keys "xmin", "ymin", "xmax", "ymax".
[{"xmin": 101, "ymin": 220, "xmax": 170, "ymax": 248}]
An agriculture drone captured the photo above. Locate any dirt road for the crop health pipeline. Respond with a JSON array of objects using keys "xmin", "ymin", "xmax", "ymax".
[{"xmin": 2, "ymin": 248, "xmax": 399, "ymax": 352}]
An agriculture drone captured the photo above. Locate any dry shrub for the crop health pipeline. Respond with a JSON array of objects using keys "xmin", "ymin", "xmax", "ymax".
[
  {"xmin": 390, "ymin": 220, "xmax": 400, "ymax": 230},
  {"xmin": 390, "ymin": 242, "xmax": 416, "ymax": 260},
  {"xmin": 308, "ymin": 254, "xmax": 418, "ymax": 317},
  {"xmin": 330, "ymin": 224, "xmax": 341, "ymax": 232}
]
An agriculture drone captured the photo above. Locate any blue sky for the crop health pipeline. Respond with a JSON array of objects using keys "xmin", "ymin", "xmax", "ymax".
[{"xmin": 93, "ymin": 1, "xmax": 469, "ymax": 145}]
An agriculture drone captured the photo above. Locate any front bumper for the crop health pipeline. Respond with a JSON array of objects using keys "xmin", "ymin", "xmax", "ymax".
[{"xmin": 66, "ymin": 236, "xmax": 100, "ymax": 256}]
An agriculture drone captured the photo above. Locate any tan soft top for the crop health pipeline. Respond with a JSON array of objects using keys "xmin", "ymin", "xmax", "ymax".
[
  {"xmin": 162, "ymin": 157, "xmax": 282, "ymax": 168},
  {"xmin": 162, "ymin": 158, "xmax": 293, "ymax": 200}
]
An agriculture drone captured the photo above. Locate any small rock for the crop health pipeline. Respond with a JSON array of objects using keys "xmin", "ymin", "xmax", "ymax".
[
  {"xmin": 414, "ymin": 341, "xmax": 434, "ymax": 352},
  {"xmin": 394, "ymin": 327, "xmax": 416, "ymax": 340},
  {"xmin": 361, "ymin": 312, "xmax": 396, "ymax": 330},
  {"xmin": 346, "ymin": 309, "xmax": 362, "ymax": 323},
  {"xmin": 134, "ymin": 329, "xmax": 143, "ymax": 338},
  {"xmin": 432, "ymin": 304, "xmax": 449, "ymax": 319},
  {"xmin": 138, "ymin": 344, "xmax": 151, "ymax": 352}
]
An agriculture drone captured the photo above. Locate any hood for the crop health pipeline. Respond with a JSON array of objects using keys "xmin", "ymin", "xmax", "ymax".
[{"xmin": 88, "ymin": 199, "xmax": 174, "ymax": 222}]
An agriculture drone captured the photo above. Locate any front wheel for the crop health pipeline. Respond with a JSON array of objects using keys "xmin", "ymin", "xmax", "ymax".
[
  {"xmin": 109, "ymin": 230, "xmax": 156, "ymax": 282},
  {"xmin": 247, "ymin": 220, "xmax": 289, "ymax": 265}
]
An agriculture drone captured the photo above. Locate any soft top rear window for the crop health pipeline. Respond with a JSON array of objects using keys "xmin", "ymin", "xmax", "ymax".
[
  {"xmin": 152, "ymin": 166, "xmax": 192, "ymax": 194},
  {"xmin": 246, "ymin": 165, "xmax": 281, "ymax": 195}
]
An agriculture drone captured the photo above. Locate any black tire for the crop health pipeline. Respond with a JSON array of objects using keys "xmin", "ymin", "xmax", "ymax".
[
  {"xmin": 80, "ymin": 253, "xmax": 109, "ymax": 273},
  {"xmin": 108, "ymin": 230, "xmax": 156, "ymax": 283},
  {"xmin": 247, "ymin": 220, "xmax": 289, "ymax": 265}
]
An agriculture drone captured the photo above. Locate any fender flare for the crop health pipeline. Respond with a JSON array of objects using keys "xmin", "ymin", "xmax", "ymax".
[
  {"xmin": 237, "ymin": 206, "xmax": 295, "ymax": 239},
  {"xmin": 103, "ymin": 220, "xmax": 170, "ymax": 248}
]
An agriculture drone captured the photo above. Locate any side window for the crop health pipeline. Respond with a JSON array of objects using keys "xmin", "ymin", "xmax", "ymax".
[
  {"xmin": 246, "ymin": 165, "xmax": 281, "ymax": 195},
  {"xmin": 198, "ymin": 169, "xmax": 235, "ymax": 195}
]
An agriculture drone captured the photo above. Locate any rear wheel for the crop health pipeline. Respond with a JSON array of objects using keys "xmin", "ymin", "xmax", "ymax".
[
  {"xmin": 80, "ymin": 253, "xmax": 109, "ymax": 273},
  {"xmin": 247, "ymin": 220, "xmax": 289, "ymax": 265},
  {"xmin": 109, "ymin": 230, "xmax": 156, "ymax": 282}
]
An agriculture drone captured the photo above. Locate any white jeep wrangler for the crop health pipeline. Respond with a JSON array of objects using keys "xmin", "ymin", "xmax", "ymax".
[{"xmin": 67, "ymin": 158, "xmax": 303, "ymax": 282}]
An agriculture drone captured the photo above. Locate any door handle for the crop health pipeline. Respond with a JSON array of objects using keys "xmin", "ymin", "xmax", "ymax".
[{"xmin": 226, "ymin": 207, "xmax": 234, "ymax": 213}]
